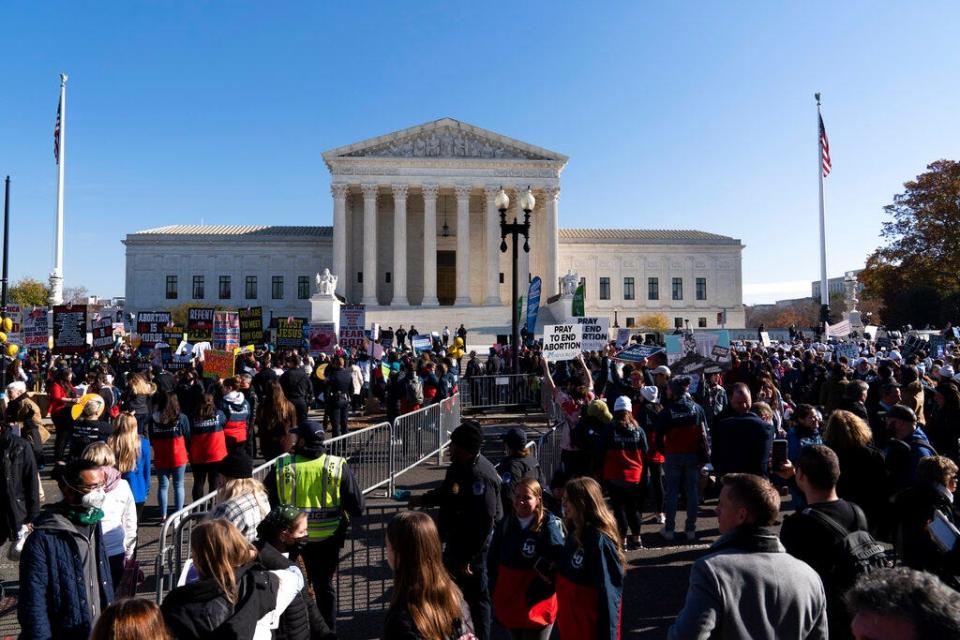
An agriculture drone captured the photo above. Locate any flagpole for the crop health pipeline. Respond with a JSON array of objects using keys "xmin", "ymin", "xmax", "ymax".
[
  {"xmin": 816, "ymin": 92, "xmax": 829, "ymax": 331},
  {"xmin": 49, "ymin": 73, "xmax": 67, "ymax": 306}
]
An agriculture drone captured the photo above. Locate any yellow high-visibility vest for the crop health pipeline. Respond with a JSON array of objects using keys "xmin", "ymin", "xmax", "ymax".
[{"xmin": 276, "ymin": 453, "xmax": 346, "ymax": 540}]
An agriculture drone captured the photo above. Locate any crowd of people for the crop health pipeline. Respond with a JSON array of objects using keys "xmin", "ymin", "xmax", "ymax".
[{"xmin": 2, "ymin": 325, "xmax": 960, "ymax": 638}]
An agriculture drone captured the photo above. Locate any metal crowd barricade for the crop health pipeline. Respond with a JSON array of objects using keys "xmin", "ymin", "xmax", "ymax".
[
  {"xmin": 154, "ymin": 395, "xmax": 461, "ymax": 604},
  {"xmin": 461, "ymin": 373, "xmax": 544, "ymax": 410}
]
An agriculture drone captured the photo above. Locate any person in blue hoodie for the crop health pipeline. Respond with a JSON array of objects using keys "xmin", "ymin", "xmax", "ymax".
[
  {"xmin": 219, "ymin": 377, "xmax": 252, "ymax": 455},
  {"xmin": 555, "ymin": 476, "xmax": 624, "ymax": 640},
  {"xmin": 109, "ymin": 413, "xmax": 151, "ymax": 521}
]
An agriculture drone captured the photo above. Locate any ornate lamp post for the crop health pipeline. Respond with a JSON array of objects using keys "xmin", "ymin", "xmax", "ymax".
[{"xmin": 498, "ymin": 186, "xmax": 533, "ymax": 373}]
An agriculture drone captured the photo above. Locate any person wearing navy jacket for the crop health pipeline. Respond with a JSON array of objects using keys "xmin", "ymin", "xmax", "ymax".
[
  {"xmin": 220, "ymin": 377, "xmax": 252, "ymax": 454},
  {"xmin": 489, "ymin": 478, "xmax": 565, "ymax": 640},
  {"xmin": 556, "ymin": 476, "xmax": 624, "ymax": 640},
  {"xmin": 599, "ymin": 396, "xmax": 648, "ymax": 549}
]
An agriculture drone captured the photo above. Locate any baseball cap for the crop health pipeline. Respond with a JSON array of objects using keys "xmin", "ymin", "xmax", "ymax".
[
  {"xmin": 652, "ymin": 365, "xmax": 671, "ymax": 376},
  {"xmin": 614, "ymin": 396, "xmax": 632, "ymax": 413},
  {"xmin": 502, "ymin": 427, "xmax": 527, "ymax": 451},
  {"xmin": 294, "ymin": 420, "xmax": 326, "ymax": 444}
]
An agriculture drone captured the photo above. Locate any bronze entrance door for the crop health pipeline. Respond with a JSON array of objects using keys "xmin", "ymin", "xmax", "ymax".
[{"xmin": 437, "ymin": 251, "xmax": 456, "ymax": 305}]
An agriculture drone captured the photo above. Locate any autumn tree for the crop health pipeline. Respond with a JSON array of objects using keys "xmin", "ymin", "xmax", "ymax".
[
  {"xmin": 860, "ymin": 160, "xmax": 960, "ymax": 327},
  {"xmin": 62, "ymin": 286, "xmax": 90, "ymax": 305},
  {"xmin": 9, "ymin": 277, "xmax": 49, "ymax": 307},
  {"xmin": 635, "ymin": 313, "xmax": 670, "ymax": 332}
]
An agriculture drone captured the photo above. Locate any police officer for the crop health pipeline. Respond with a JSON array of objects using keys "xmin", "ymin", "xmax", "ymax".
[
  {"xmin": 324, "ymin": 356, "xmax": 353, "ymax": 438},
  {"xmin": 411, "ymin": 420, "xmax": 501, "ymax": 640},
  {"xmin": 268, "ymin": 419, "xmax": 364, "ymax": 632},
  {"xmin": 496, "ymin": 427, "xmax": 544, "ymax": 517}
]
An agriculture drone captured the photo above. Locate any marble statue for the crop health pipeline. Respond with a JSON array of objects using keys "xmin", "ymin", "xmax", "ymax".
[
  {"xmin": 316, "ymin": 269, "xmax": 337, "ymax": 297},
  {"xmin": 561, "ymin": 271, "xmax": 579, "ymax": 297}
]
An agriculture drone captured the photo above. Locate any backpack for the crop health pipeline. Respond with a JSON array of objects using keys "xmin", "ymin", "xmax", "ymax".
[
  {"xmin": 405, "ymin": 375, "xmax": 424, "ymax": 405},
  {"xmin": 802, "ymin": 504, "xmax": 894, "ymax": 593}
]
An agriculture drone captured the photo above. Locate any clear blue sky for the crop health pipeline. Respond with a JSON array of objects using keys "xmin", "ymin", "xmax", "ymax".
[{"xmin": 2, "ymin": 2, "xmax": 958, "ymax": 304}]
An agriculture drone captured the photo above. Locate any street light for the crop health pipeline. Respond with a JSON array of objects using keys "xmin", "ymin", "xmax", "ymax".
[{"xmin": 499, "ymin": 186, "xmax": 533, "ymax": 373}]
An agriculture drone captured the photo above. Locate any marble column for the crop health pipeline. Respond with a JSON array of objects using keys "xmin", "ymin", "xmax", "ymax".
[
  {"xmin": 543, "ymin": 186, "xmax": 560, "ymax": 298},
  {"xmin": 455, "ymin": 184, "xmax": 472, "ymax": 305},
  {"xmin": 331, "ymin": 183, "xmax": 349, "ymax": 297},
  {"xmin": 361, "ymin": 183, "xmax": 379, "ymax": 305},
  {"xmin": 391, "ymin": 184, "xmax": 409, "ymax": 306},
  {"xmin": 483, "ymin": 185, "xmax": 501, "ymax": 305},
  {"xmin": 421, "ymin": 184, "xmax": 439, "ymax": 306}
]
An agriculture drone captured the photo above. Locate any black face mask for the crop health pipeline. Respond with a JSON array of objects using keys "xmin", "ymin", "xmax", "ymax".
[{"xmin": 289, "ymin": 535, "xmax": 309, "ymax": 552}]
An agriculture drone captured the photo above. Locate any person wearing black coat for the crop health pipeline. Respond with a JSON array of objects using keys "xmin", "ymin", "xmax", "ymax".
[
  {"xmin": 495, "ymin": 427, "xmax": 545, "ymax": 517},
  {"xmin": 324, "ymin": 357, "xmax": 353, "ymax": 438},
  {"xmin": 254, "ymin": 505, "xmax": 336, "ymax": 640},
  {"xmin": 0, "ymin": 424, "xmax": 40, "ymax": 546},
  {"xmin": 280, "ymin": 355, "xmax": 314, "ymax": 423}
]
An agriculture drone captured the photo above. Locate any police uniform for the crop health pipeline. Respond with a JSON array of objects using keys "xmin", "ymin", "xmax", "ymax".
[{"xmin": 271, "ymin": 421, "xmax": 364, "ymax": 632}]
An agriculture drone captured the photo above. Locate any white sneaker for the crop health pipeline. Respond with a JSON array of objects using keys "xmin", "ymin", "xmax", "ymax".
[
  {"xmin": 660, "ymin": 528, "xmax": 675, "ymax": 541},
  {"xmin": 684, "ymin": 530, "xmax": 697, "ymax": 541},
  {"xmin": 656, "ymin": 513, "xmax": 666, "ymax": 524}
]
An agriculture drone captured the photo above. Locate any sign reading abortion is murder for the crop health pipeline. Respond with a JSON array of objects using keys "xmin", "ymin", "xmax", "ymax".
[
  {"xmin": 541, "ymin": 324, "xmax": 583, "ymax": 362},
  {"xmin": 576, "ymin": 316, "xmax": 610, "ymax": 352}
]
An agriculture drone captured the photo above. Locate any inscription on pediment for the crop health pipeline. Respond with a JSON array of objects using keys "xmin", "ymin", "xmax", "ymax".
[{"xmin": 344, "ymin": 127, "xmax": 551, "ymax": 160}]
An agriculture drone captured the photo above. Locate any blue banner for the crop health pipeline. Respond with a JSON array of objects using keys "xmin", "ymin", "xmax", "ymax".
[{"xmin": 525, "ymin": 276, "xmax": 542, "ymax": 336}]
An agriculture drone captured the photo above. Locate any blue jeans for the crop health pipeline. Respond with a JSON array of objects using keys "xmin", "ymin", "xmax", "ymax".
[
  {"xmin": 156, "ymin": 465, "xmax": 186, "ymax": 518},
  {"xmin": 664, "ymin": 453, "xmax": 699, "ymax": 533}
]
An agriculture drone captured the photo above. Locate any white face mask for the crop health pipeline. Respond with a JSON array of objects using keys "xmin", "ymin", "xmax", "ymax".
[{"xmin": 80, "ymin": 488, "xmax": 106, "ymax": 510}]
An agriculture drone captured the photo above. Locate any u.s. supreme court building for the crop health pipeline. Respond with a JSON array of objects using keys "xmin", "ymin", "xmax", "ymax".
[{"xmin": 124, "ymin": 118, "xmax": 745, "ymax": 340}]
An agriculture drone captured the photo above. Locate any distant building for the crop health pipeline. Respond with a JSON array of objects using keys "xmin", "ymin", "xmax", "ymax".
[{"xmin": 811, "ymin": 269, "xmax": 863, "ymax": 300}]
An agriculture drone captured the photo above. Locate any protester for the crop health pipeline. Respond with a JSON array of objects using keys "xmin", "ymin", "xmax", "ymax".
[
  {"xmin": 122, "ymin": 372, "xmax": 155, "ymax": 436},
  {"xmin": 81, "ymin": 442, "xmax": 138, "ymax": 588},
  {"xmin": 68, "ymin": 394, "xmax": 113, "ymax": 462},
  {"xmin": 19, "ymin": 460, "xmax": 114, "ymax": 639},
  {"xmin": 160, "ymin": 518, "xmax": 298, "ymax": 640},
  {"xmin": 220, "ymin": 376, "xmax": 252, "ymax": 454},
  {"xmin": 823, "ymin": 410, "xmax": 889, "ymax": 535},
  {"xmin": 5, "ymin": 380, "xmax": 47, "ymax": 466},
  {"xmin": 845, "ymin": 567, "xmax": 960, "ymax": 639},
  {"xmin": 281, "ymin": 354, "xmax": 315, "ymax": 423},
  {"xmin": 188, "ymin": 392, "xmax": 228, "ymax": 500},
  {"xmin": 669, "ymin": 473, "xmax": 827, "ymax": 639},
  {"xmin": 254, "ymin": 505, "xmax": 337, "ymax": 640},
  {"xmin": 412, "ymin": 420, "xmax": 501, "ymax": 640},
  {"xmin": 540, "ymin": 354, "xmax": 595, "ymax": 478},
  {"xmin": 599, "ymin": 396, "xmax": 648, "ymax": 549},
  {"xmin": 884, "ymin": 404, "xmax": 937, "ymax": 491},
  {"xmin": 555, "ymin": 476, "xmax": 624, "ymax": 640},
  {"xmin": 495, "ymin": 427, "xmax": 543, "ymax": 517},
  {"xmin": 148, "ymin": 390, "xmax": 190, "ymax": 521},
  {"xmin": 270, "ymin": 419, "xmax": 364, "ymax": 632},
  {"xmin": 90, "ymin": 598, "xmax": 173, "ymax": 640},
  {"xmin": 325, "ymin": 355, "xmax": 353, "ymax": 438},
  {"xmin": 257, "ymin": 380, "xmax": 297, "ymax": 459},
  {"xmin": 383, "ymin": 510, "xmax": 474, "ymax": 640},
  {"xmin": 0, "ymin": 413, "xmax": 40, "ymax": 554},
  {"xmin": 635, "ymin": 385, "xmax": 665, "ymax": 524},
  {"xmin": 49, "ymin": 366, "xmax": 78, "ymax": 463},
  {"xmin": 929, "ymin": 380, "xmax": 960, "ymax": 461},
  {"xmin": 711, "ymin": 382, "xmax": 775, "ymax": 477},
  {"xmin": 209, "ymin": 449, "xmax": 271, "ymax": 542}
]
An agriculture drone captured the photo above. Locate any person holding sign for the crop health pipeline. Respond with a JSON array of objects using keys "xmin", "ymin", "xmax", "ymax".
[{"xmin": 540, "ymin": 354, "xmax": 595, "ymax": 479}]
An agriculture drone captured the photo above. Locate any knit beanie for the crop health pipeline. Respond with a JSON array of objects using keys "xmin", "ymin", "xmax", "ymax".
[
  {"xmin": 586, "ymin": 399, "xmax": 613, "ymax": 423},
  {"xmin": 450, "ymin": 421, "xmax": 484, "ymax": 455}
]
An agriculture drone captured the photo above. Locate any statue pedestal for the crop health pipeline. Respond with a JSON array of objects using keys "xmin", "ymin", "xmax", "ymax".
[
  {"xmin": 843, "ymin": 310, "xmax": 863, "ymax": 330},
  {"xmin": 310, "ymin": 294, "xmax": 341, "ymax": 334},
  {"xmin": 547, "ymin": 296, "xmax": 575, "ymax": 324}
]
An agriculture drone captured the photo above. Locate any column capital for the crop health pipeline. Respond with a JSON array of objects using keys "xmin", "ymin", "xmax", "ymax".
[
  {"xmin": 483, "ymin": 184, "xmax": 500, "ymax": 200},
  {"xmin": 421, "ymin": 183, "xmax": 439, "ymax": 200},
  {"xmin": 360, "ymin": 183, "xmax": 379, "ymax": 200},
  {"xmin": 543, "ymin": 185, "xmax": 560, "ymax": 201},
  {"xmin": 391, "ymin": 183, "xmax": 409, "ymax": 201},
  {"xmin": 454, "ymin": 184, "xmax": 473, "ymax": 200},
  {"xmin": 331, "ymin": 183, "xmax": 350, "ymax": 199}
]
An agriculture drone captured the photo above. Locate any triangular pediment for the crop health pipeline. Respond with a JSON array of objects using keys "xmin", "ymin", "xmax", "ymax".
[{"xmin": 322, "ymin": 117, "xmax": 567, "ymax": 163}]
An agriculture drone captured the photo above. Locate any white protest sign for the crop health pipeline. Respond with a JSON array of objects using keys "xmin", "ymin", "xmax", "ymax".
[
  {"xmin": 541, "ymin": 323, "xmax": 583, "ymax": 362},
  {"xmin": 616, "ymin": 327, "xmax": 631, "ymax": 348},
  {"xmin": 825, "ymin": 320, "xmax": 852, "ymax": 339},
  {"xmin": 576, "ymin": 316, "xmax": 610, "ymax": 352}
]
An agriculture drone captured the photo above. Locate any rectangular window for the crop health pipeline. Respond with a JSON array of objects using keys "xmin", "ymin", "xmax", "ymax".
[
  {"xmin": 357, "ymin": 272, "xmax": 363, "ymax": 284},
  {"xmin": 698, "ymin": 317, "xmax": 707, "ymax": 328},
  {"xmin": 674, "ymin": 317, "xmax": 684, "ymax": 328},
  {"xmin": 499, "ymin": 272, "xmax": 504, "ymax": 284},
  {"xmin": 599, "ymin": 277, "xmax": 610, "ymax": 300},
  {"xmin": 385, "ymin": 272, "xmax": 391, "ymax": 284},
  {"xmin": 165, "ymin": 275, "xmax": 178, "ymax": 300},
  {"xmin": 245, "ymin": 276, "xmax": 257, "ymax": 300},
  {"xmin": 696, "ymin": 277, "xmax": 707, "ymax": 301},
  {"xmin": 626, "ymin": 317, "xmax": 635, "ymax": 327},
  {"xmin": 297, "ymin": 276, "xmax": 310, "ymax": 300},
  {"xmin": 672, "ymin": 277, "xmax": 683, "ymax": 301},
  {"xmin": 272, "ymin": 276, "xmax": 283, "ymax": 300},
  {"xmin": 648, "ymin": 277, "xmax": 659, "ymax": 300},
  {"xmin": 623, "ymin": 277, "xmax": 635, "ymax": 301},
  {"xmin": 192, "ymin": 275, "xmax": 204, "ymax": 300},
  {"xmin": 219, "ymin": 275, "xmax": 231, "ymax": 300}
]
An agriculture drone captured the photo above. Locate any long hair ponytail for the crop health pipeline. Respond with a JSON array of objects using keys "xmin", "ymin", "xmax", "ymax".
[{"xmin": 563, "ymin": 476, "xmax": 625, "ymax": 571}]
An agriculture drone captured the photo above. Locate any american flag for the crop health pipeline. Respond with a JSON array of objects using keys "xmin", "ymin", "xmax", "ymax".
[
  {"xmin": 54, "ymin": 101, "xmax": 62, "ymax": 164},
  {"xmin": 819, "ymin": 114, "xmax": 831, "ymax": 177}
]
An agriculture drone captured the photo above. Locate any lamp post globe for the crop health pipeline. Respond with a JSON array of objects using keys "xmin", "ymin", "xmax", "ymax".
[
  {"xmin": 520, "ymin": 186, "xmax": 536, "ymax": 212},
  {"xmin": 495, "ymin": 187, "xmax": 510, "ymax": 212}
]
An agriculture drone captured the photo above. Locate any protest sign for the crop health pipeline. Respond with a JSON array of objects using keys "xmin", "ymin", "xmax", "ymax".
[
  {"xmin": 615, "ymin": 344, "xmax": 665, "ymax": 363},
  {"xmin": 1, "ymin": 305, "xmax": 22, "ymax": 345},
  {"xmin": 525, "ymin": 277, "xmax": 541, "ymax": 336},
  {"xmin": 213, "ymin": 311, "xmax": 240, "ymax": 350},
  {"xmin": 576, "ymin": 316, "xmax": 610, "ymax": 352},
  {"xmin": 834, "ymin": 343, "xmax": 860, "ymax": 362},
  {"xmin": 665, "ymin": 329, "xmax": 732, "ymax": 374},
  {"xmin": 163, "ymin": 325, "xmax": 185, "ymax": 350},
  {"xmin": 309, "ymin": 322, "xmax": 337, "ymax": 355},
  {"xmin": 53, "ymin": 305, "xmax": 88, "ymax": 353},
  {"xmin": 23, "ymin": 308, "xmax": 49, "ymax": 349},
  {"xmin": 541, "ymin": 324, "xmax": 583, "ymax": 362},
  {"xmin": 928, "ymin": 335, "xmax": 947, "ymax": 358},
  {"xmin": 187, "ymin": 308, "xmax": 214, "ymax": 342},
  {"xmin": 616, "ymin": 327, "xmax": 631, "ymax": 348},
  {"xmin": 759, "ymin": 331, "xmax": 771, "ymax": 347},
  {"xmin": 339, "ymin": 304, "xmax": 366, "ymax": 349},
  {"xmin": 202, "ymin": 349, "xmax": 236, "ymax": 380},
  {"xmin": 238, "ymin": 307, "xmax": 264, "ymax": 346},
  {"xmin": 92, "ymin": 317, "xmax": 114, "ymax": 349},
  {"xmin": 136, "ymin": 311, "xmax": 171, "ymax": 346},
  {"xmin": 825, "ymin": 320, "xmax": 851, "ymax": 339},
  {"xmin": 274, "ymin": 317, "xmax": 306, "ymax": 350},
  {"xmin": 412, "ymin": 335, "xmax": 432, "ymax": 353}
]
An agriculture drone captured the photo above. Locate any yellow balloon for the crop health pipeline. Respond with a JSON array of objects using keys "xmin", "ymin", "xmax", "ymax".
[
  {"xmin": 0, "ymin": 331, "xmax": 7, "ymax": 344},
  {"xmin": 1, "ymin": 318, "xmax": 12, "ymax": 332},
  {"xmin": 5, "ymin": 344, "xmax": 17, "ymax": 357}
]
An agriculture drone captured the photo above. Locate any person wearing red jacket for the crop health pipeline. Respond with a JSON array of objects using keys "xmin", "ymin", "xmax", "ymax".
[
  {"xmin": 187, "ymin": 393, "xmax": 227, "ymax": 501},
  {"xmin": 599, "ymin": 396, "xmax": 648, "ymax": 549},
  {"xmin": 489, "ymin": 478, "xmax": 565, "ymax": 640},
  {"xmin": 49, "ymin": 367, "xmax": 78, "ymax": 463},
  {"xmin": 147, "ymin": 391, "xmax": 190, "ymax": 521},
  {"xmin": 219, "ymin": 377, "xmax": 251, "ymax": 454},
  {"xmin": 635, "ymin": 386, "xmax": 666, "ymax": 524}
]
